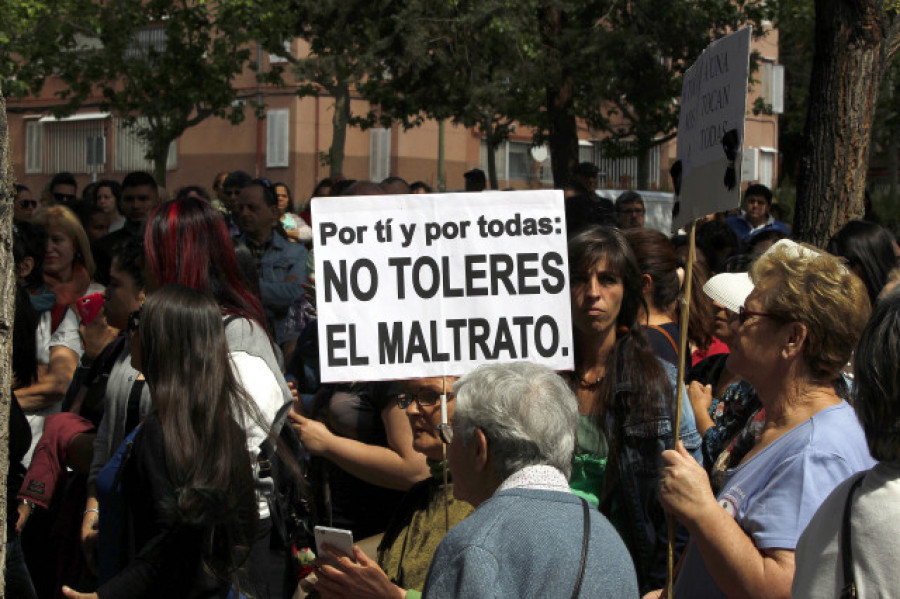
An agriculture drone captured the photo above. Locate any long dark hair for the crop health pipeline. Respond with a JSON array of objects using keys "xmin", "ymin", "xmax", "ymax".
[
  {"xmin": 568, "ymin": 226, "xmax": 672, "ymax": 428},
  {"xmin": 13, "ymin": 285, "xmax": 39, "ymax": 386},
  {"xmin": 827, "ymin": 220, "xmax": 898, "ymax": 303},
  {"xmin": 144, "ymin": 198, "xmax": 266, "ymax": 326},
  {"xmin": 139, "ymin": 286, "xmax": 259, "ymax": 577},
  {"xmin": 853, "ymin": 287, "xmax": 900, "ymax": 462}
]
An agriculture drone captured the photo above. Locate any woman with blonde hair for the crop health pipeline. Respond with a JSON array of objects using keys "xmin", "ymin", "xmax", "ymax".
[
  {"xmin": 16, "ymin": 205, "xmax": 101, "ymax": 463},
  {"xmin": 657, "ymin": 240, "xmax": 876, "ymax": 598}
]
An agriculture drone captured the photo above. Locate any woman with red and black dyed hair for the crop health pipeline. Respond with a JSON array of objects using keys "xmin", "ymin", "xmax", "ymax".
[
  {"xmin": 143, "ymin": 197, "xmax": 266, "ymax": 325},
  {"xmin": 82, "ymin": 198, "xmax": 296, "ymax": 598},
  {"xmin": 143, "ymin": 197, "xmax": 295, "ymax": 597}
]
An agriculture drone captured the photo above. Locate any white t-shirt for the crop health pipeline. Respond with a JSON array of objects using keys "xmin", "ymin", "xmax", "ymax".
[
  {"xmin": 25, "ymin": 308, "xmax": 85, "ymax": 466},
  {"xmin": 229, "ymin": 350, "xmax": 285, "ymax": 519},
  {"xmin": 793, "ymin": 461, "xmax": 900, "ymax": 598}
]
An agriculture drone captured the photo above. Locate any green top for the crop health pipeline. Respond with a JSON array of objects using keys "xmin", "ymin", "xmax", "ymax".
[
  {"xmin": 569, "ymin": 414, "xmax": 630, "ymax": 547},
  {"xmin": 377, "ymin": 460, "xmax": 472, "ymax": 591},
  {"xmin": 570, "ymin": 414, "xmax": 610, "ymax": 506}
]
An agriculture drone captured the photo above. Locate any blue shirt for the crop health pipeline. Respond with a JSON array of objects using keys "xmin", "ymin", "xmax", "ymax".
[
  {"xmin": 725, "ymin": 213, "xmax": 790, "ymax": 243},
  {"xmin": 674, "ymin": 401, "xmax": 875, "ymax": 597}
]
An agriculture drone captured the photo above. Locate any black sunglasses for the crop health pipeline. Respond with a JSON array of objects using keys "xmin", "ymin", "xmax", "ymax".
[
  {"xmin": 396, "ymin": 391, "xmax": 454, "ymax": 409},
  {"xmin": 54, "ymin": 192, "xmax": 77, "ymax": 203},
  {"xmin": 18, "ymin": 199, "xmax": 37, "ymax": 209}
]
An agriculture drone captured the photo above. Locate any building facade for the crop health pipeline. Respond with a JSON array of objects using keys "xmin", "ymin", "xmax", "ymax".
[{"xmin": 6, "ymin": 26, "xmax": 781, "ymax": 205}]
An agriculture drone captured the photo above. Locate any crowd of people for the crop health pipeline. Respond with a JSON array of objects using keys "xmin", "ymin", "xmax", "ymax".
[{"xmin": 7, "ymin": 166, "xmax": 900, "ymax": 598}]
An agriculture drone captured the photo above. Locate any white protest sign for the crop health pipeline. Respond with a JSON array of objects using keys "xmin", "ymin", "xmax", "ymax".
[
  {"xmin": 673, "ymin": 26, "xmax": 752, "ymax": 230},
  {"xmin": 312, "ymin": 191, "xmax": 574, "ymax": 383}
]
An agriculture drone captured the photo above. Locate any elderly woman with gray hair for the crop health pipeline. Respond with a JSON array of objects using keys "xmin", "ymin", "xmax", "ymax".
[
  {"xmin": 422, "ymin": 361, "xmax": 638, "ymax": 599},
  {"xmin": 792, "ymin": 288, "xmax": 900, "ymax": 596}
]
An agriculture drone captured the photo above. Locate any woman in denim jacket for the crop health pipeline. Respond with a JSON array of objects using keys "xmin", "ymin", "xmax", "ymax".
[{"xmin": 566, "ymin": 226, "xmax": 701, "ymax": 593}]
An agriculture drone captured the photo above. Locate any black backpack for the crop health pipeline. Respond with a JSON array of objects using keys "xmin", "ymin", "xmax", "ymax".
[{"xmin": 258, "ymin": 402, "xmax": 316, "ymax": 549}]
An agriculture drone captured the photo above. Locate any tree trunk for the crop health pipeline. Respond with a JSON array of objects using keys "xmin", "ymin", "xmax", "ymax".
[
  {"xmin": 636, "ymin": 133, "xmax": 653, "ymax": 190},
  {"xmin": 486, "ymin": 138, "xmax": 498, "ymax": 190},
  {"xmin": 545, "ymin": 82, "xmax": 578, "ymax": 189},
  {"xmin": 484, "ymin": 117, "xmax": 500, "ymax": 190},
  {"xmin": 151, "ymin": 139, "xmax": 170, "ymax": 189},
  {"xmin": 329, "ymin": 80, "xmax": 351, "ymax": 179},
  {"xmin": 794, "ymin": 0, "xmax": 900, "ymax": 247},
  {"xmin": 540, "ymin": 5, "xmax": 578, "ymax": 188},
  {"xmin": 889, "ymin": 127, "xmax": 898, "ymax": 201},
  {"xmin": 0, "ymin": 92, "xmax": 13, "ymax": 596},
  {"xmin": 437, "ymin": 120, "xmax": 446, "ymax": 192}
]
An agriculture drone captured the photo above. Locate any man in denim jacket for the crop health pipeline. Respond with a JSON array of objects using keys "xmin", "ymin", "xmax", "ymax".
[{"xmin": 234, "ymin": 179, "xmax": 308, "ymax": 344}]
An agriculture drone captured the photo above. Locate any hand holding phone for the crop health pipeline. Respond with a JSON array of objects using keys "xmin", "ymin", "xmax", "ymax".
[
  {"xmin": 75, "ymin": 293, "xmax": 105, "ymax": 326},
  {"xmin": 314, "ymin": 525, "xmax": 354, "ymax": 564}
]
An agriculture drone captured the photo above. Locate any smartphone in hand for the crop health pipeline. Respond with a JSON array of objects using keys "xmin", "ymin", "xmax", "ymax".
[
  {"xmin": 75, "ymin": 293, "xmax": 105, "ymax": 326},
  {"xmin": 314, "ymin": 525, "xmax": 354, "ymax": 564}
]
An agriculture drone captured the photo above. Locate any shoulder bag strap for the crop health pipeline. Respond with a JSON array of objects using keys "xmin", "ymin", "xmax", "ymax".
[
  {"xmin": 647, "ymin": 324, "xmax": 679, "ymax": 357},
  {"xmin": 840, "ymin": 474, "xmax": 866, "ymax": 599},
  {"xmin": 571, "ymin": 497, "xmax": 590, "ymax": 599}
]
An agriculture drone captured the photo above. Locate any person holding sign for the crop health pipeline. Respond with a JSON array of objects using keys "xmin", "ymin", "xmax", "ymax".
[
  {"xmin": 308, "ymin": 377, "xmax": 472, "ymax": 598},
  {"xmin": 288, "ymin": 382, "xmax": 429, "ymax": 542},
  {"xmin": 656, "ymin": 240, "xmax": 875, "ymax": 598},
  {"xmin": 565, "ymin": 226, "xmax": 701, "ymax": 594}
]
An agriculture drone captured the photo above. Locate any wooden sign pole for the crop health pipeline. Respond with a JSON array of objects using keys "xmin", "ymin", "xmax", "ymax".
[{"xmin": 666, "ymin": 220, "xmax": 697, "ymax": 598}]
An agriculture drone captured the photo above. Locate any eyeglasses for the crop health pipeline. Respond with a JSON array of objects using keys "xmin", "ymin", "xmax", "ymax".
[
  {"xmin": 17, "ymin": 199, "xmax": 37, "ymax": 209},
  {"xmin": 395, "ymin": 391, "xmax": 454, "ymax": 409},
  {"xmin": 54, "ymin": 192, "xmax": 76, "ymax": 203},
  {"xmin": 738, "ymin": 306, "xmax": 783, "ymax": 325},
  {"xmin": 127, "ymin": 309, "xmax": 141, "ymax": 333}
]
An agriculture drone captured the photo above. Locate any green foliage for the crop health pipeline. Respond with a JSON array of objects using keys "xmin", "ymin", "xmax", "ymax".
[
  {"xmin": 306, "ymin": 0, "xmax": 775, "ymax": 186},
  {"xmin": 3, "ymin": 0, "xmax": 274, "ymax": 183},
  {"xmin": 752, "ymin": 97, "xmax": 775, "ymax": 116},
  {"xmin": 774, "ymin": 177, "xmax": 797, "ymax": 225},
  {"xmin": 0, "ymin": 0, "xmax": 97, "ymax": 96},
  {"xmin": 869, "ymin": 187, "xmax": 900, "ymax": 234}
]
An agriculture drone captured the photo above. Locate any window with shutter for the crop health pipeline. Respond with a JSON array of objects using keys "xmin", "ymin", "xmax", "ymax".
[
  {"xmin": 741, "ymin": 147, "xmax": 759, "ymax": 183},
  {"xmin": 759, "ymin": 148, "xmax": 776, "ymax": 189},
  {"xmin": 25, "ymin": 120, "xmax": 43, "ymax": 174},
  {"xmin": 267, "ymin": 109, "xmax": 290, "ymax": 168},
  {"xmin": 114, "ymin": 117, "xmax": 177, "ymax": 172},
  {"xmin": 369, "ymin": 128, "xmax": 391, "ymax": 181}
]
